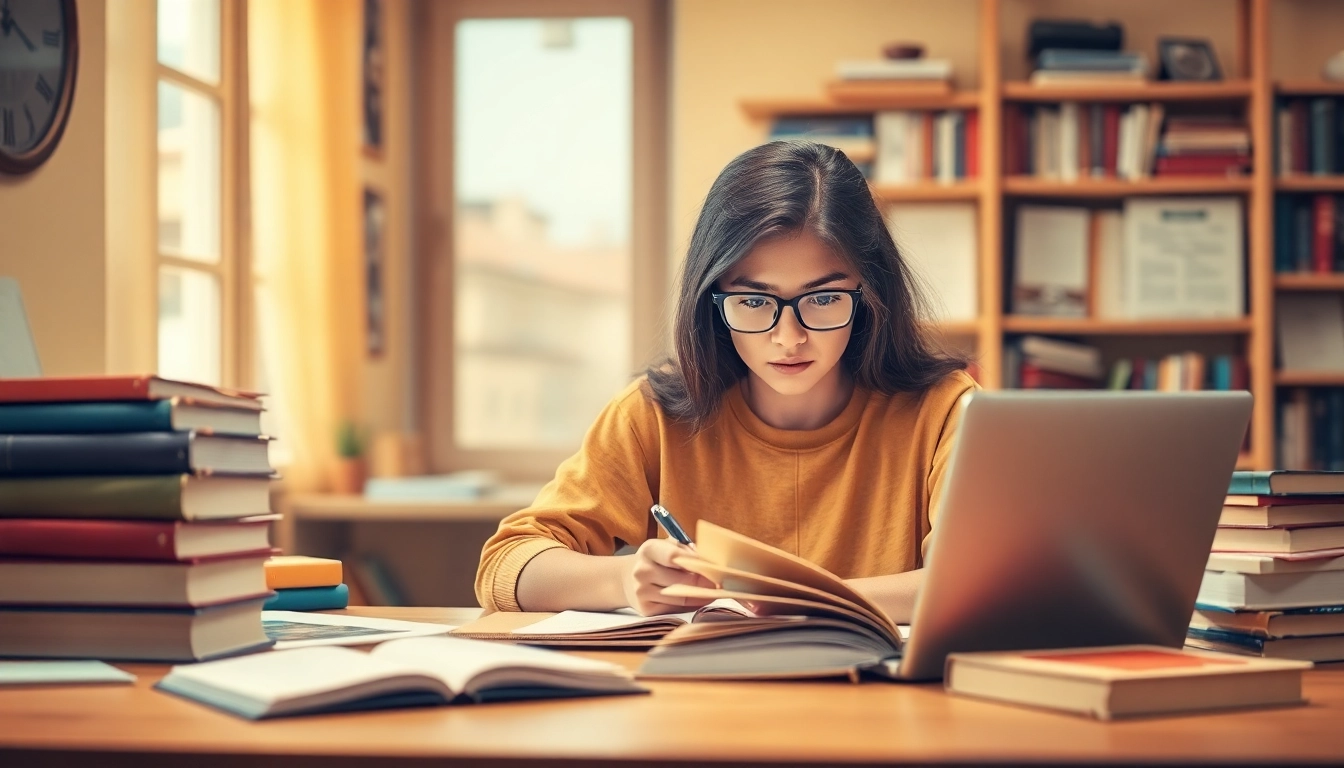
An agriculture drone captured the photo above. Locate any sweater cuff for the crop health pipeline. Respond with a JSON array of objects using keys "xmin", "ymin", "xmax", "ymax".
[{"xmin": 484, "ymin": 537, "xmax": 568, "ymax": 612}]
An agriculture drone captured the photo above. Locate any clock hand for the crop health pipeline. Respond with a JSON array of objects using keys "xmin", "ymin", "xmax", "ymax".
[{"xmin": 8, "ymin": 15, "xmax": 35, "ymax": 52}]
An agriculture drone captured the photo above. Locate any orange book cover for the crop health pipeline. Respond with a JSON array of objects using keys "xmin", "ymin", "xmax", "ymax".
[{"xmin": 265, "ymin": 556, "xmax": 344, "ymax": 590}]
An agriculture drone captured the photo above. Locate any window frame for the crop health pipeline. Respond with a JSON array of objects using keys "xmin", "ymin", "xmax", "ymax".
[
  {"xmin": 154, "ymin": 0, "xmax": 253, "ymax": 391},
  {"xmin": 415, "ymin": 0, "xmax": 669, "ymax": 480}
]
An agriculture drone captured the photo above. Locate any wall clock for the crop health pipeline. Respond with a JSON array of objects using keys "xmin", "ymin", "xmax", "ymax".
[{"xmin": 0, "ymin": 0, "xmax": 78, "ymax": 175}]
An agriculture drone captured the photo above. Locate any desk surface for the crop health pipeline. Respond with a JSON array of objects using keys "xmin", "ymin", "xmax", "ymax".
[{"xmin": 3, "ymin": 607, "xmax": 1343, "ymax": 767}]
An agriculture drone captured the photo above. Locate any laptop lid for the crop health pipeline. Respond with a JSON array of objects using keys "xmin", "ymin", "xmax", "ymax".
[
  {"xmin": 895, "ymin": 389, "xmax": 1252, "ymax": 681},
  {"xmin": 0, "ymin": 277, "xmax": 41, "ymax": 377}
]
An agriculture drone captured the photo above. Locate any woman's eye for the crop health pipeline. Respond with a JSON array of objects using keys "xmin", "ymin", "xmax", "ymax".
[
  {"xmin": 737, "ymin": 297, "xmax": 768, "ymax": 310},
  {"xmin": 808, "ymin": 294, "xmax": 840, "ymax": 307}
]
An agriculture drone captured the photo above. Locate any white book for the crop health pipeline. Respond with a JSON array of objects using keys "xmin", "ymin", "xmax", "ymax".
[
  {"xmin": 1116, "ymin": 109, "xmax": 1133, "ymax": 179},
  {"xmin": 1197, "ymin": 568, "xmax": 1344, "ymax": 610},
  {"xmin": 1017, "ymin": 335, "xmax": 1103, "ymax": 378},
  {"xmin": 835, "ymin": 59, "xmax": 952, "ymax": 80},
  {"xmin": 1128, "ymin": 104, "xmax": 1150, "ymax": 180},
  {"xmin": 1059, "ymin": 102, "xmax": 1080, "ymax": 182},
  {"xmin": 907, "ymin": 113, "xmax": 926, "ymax": 179},
  {"xmin": 156, "ymin": 636, "xmax": 645, "ymax": 720},
  {"xmin": 1206, "ymin": 549, "xmax": 1344, "ymax": 575},
  {"xmin": 1013, "ymin": 206, "xmax": 1089, "ymax": 316},
  {"xmin": 1092, "ymin": 210, "xmax": 1127, "ymax": 318},
  {"xmin": 1122, "ymin": 197, "xmax": 1244, "ymax": 319},
  {"xmin": 874, "ymin": 111, "xmax": 911, "ymax": 185},
  {"xmin": 937, "ymin": 113, "xmax": 957, "ymax": 183},
  {"xmin": 886, "ymin": 203, "xmax": 979, "ymax": 322},
  {"xmin": 1276, "ymin": 295, "xmax": 1344, "ymax": 371}
]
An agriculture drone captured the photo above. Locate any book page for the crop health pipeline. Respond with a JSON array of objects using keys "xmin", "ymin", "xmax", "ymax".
[
  {"xmin": 1122, "ymin": 197, "xmax": 1243, "ymax": 319},
  {"xmin": 165, "ymin": 646, "xmax": 431, "ymax": 703},
  {"xmin": 675, "ymin": 556, "xmax": 891, "ymax": 633},
  {"xmin": 661, "ymin": 585, "xmax": 901, "ymax": 650},
  {"xmin": 511, "ymin": 609, "xmax": 691, "ymax": 636},
  {"xmin": 372, "ymin": 636, "xmax": 633, "ymax": 694}
]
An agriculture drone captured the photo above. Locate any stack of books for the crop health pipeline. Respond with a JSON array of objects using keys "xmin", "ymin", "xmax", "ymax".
[
  {"xmin": 831, "ymin": 58, "xmax": 953, "ymax": 94},
  {"xmin": 1002, "ymin": 335, "xmax": 1103, "ymax": 390},
  {"xmin": 0, "ymin": 375, "xmax": 277, "ymax": 661},
  {"xmin": 1187, "ymin": 470, "xmax": 1344, "ymax": 662},
  {"xmin": 1156, "ymin": 116, "xmax": 1250, "ymax": 177},
  {"xmin": 264, "ymin": 555, "xmax": 350, "ymax": 611},
  {"xmin": 873, "ymin": 110, "xmax": 977, "ymax": 185},
  {"xmin": 1030, "ymin": 49, "xmax": 1148, "ymax": 85}
]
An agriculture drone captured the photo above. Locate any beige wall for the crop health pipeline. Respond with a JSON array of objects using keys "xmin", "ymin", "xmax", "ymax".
[
  {"xmin": 670, "ymin": 0, "xmax": 1248, "ymax": 271},
  {"xmin": 0, "ymin": 0, "xmax": 107, "ymax": 376},
  {"xmin": 1271, "ymin": 0, "xmax": 1344, "ymax": 80}
]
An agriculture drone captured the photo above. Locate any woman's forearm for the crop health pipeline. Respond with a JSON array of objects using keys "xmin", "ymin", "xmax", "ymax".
[
  {"xmin": 846, "ymin": 568, "xmax": 925, "ymax": 624},
  {"xmin": 513, "ymin": 547, "xmax": 632, "ymax": 612}
]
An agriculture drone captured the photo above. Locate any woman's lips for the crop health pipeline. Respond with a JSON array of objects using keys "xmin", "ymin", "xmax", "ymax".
[{"xmin": 767, "ymin": 361, "xmax": 813, "ymax": 375}]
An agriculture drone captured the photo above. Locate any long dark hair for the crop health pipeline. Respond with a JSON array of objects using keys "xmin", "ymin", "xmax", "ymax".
[{"xmin": 647, "ymin": 140, "xmax": 968, "ymax": 429}]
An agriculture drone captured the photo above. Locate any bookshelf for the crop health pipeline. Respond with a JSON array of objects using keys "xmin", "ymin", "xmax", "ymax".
[{"xmin": 734, "ymin": 0, "xmax": 1344, "ymax": 470}]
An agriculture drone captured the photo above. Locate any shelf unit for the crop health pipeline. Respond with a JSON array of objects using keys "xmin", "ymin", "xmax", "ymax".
[{"xmin": 733, "ymin": 0, "xmax": 1344, "ymax": 470}]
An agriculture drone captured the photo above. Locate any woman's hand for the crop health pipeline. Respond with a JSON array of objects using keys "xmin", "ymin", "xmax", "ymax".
[{"xmin": 621, "ymin": 539, "xmax": 717, "ymax": 616}]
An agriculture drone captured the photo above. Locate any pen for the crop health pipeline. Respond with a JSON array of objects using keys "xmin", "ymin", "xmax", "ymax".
[{"xmin": 650, "ymin": 503, "xmax": 694, "ymax": 547}]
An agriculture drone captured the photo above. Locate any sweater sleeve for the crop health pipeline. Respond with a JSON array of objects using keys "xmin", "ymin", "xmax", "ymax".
[
  {"xmin": 474, "ymin": 382, "xmax": 660, "ymax": 612},
  {"xmin": 921, "ymin": 372, "xmax": 978, "ymax": 562}
]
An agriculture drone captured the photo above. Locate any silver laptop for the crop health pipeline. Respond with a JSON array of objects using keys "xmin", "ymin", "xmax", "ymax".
[
  {"xmin": 0, "ymin": 277, "xmax": 41, "ymax": 377},
  {"xmin": 890, "ymin": 389, "xmax": 1252, "ymax": 681}
]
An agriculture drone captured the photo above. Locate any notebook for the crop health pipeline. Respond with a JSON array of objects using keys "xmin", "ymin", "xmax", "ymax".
[
  {"xmin": 452, "ymin": 599, "xmax": 749, "ymax": 648},
  {"xmin": 637, "ymin": 521, "xmax": 910, "ymax": 679},
  {"xmin": 156, "ymin": 636, "xmax": 647, "ymax": 719}
]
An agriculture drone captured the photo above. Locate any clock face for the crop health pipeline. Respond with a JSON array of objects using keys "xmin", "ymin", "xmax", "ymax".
[{"xmin": 0, "ymin": 0, "xmax": 71, "ymax": 161}]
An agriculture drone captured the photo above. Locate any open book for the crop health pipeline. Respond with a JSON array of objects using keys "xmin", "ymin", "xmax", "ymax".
[
  {"xmin": 637, "ymin": 520, "xmax": 910, "ymax": 680},
  {"xmin": 452, "ymin": 599, "xmax": 749, "ymax": 647},
  {"xmin": 156, "ymin": 636, "xmax": 646, "ymax": 719}
]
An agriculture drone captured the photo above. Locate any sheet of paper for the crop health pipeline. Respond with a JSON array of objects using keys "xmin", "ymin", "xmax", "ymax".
[
  {"xmin": 512, "ymin": 609, "xmax": 693, "ymax": 635},
  {"xmin": 0, "ymin": 660, "xmax": 135, "ymax": 685},
  {"xmin": 262, "ymin": 610, "xmax": 455, "ymax": 649},
  {"xmin": 1122, "ymin": 197, "xmax": 1244, "ymax": 319}
]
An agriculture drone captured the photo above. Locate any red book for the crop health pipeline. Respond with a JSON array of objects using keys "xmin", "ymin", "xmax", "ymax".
[
  {"xmin": 1102, "ymin": 105, "xmax": 1120, "ymax": 177},
  {"xmin": 965, "ymin": 109, "xmax": 980, "ymax": 178},
  {"xmin": 1003, "ymin": 107, "xmax": 1022, "ymax": 175},
  {"xmin": 0, "ymin": 517, "xmax": 276, "ymax": 561},
  {"xmin": 0, "ymin": 375, "xmax": 262, "ymax": 410},
  {"xmin": 1154, "ymin": 155, "xmax": 1249, "ymax": 175},
  {"xmin": 1020, "ymin": 363, "xmax": 1099, "ymax": 390},
  {"xmin": 1315, "ymin": 194, "xmax": 1336, "ymax": 273}
]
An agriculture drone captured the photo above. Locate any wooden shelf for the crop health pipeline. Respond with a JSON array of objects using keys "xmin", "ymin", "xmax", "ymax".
[
  {"xmin": 287, "ymin": 486, "xmax": 541, "ymax": 523},
  {"xmin": 1276, "ymin": 176, "xmax": 1344, "ymax": 193},
  {"xmin": 871, "ymin": 181, "xmax": 980, "ymax": 202},
  {"xmin": 1275, "ymin": 273, "xmax": 1344, "ymax": 291},
  {"xmin": 1276, "ymin": 80, "xmax": 1344, "ymax": 97},
  {"xmin": 740, "ymin": 91, "xmax": 979, "ymax": 120},
  {"xmin": 1004, "ymin": 176, "xmax": 1252, "ymax": 197},
  {"xmin": 1276, "ymin": 370, "xmax": 1344, "ymax": 387},
  {"xmin": 1002, "ymin": 80, "xmax": 1252, "ymax": 103},
  {"xmin": 1002, "ymin": 317, "xmax": 1253, "ymax": 336}
]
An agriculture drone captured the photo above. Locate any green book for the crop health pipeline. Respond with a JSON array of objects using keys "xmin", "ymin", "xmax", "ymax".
[
  {"xmin": 0, "ymin": 475, "xmax": 271, "ymax": 521},
  {"xmin": 1228, "ymin": 471, "xmax": 1344, "ymax": 497}
]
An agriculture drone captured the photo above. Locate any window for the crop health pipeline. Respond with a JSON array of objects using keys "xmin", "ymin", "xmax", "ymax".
[
  {"xmin": 420, "ymin": 0, "xmax": 667, "ymax": 477},
  {"xmin": 155, "ymin": 0, "xmax": 249, "ymax": 388}
]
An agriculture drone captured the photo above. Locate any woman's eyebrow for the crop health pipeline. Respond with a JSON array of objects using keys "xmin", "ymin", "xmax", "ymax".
[{"xmin": 728, "ymin": 271, "xmax": 851, "ymax": 292}]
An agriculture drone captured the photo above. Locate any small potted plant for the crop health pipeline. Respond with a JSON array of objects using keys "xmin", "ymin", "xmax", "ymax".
[{"xmin": 331, "ymin": 420, "xmax": 367, "ymax": 495}]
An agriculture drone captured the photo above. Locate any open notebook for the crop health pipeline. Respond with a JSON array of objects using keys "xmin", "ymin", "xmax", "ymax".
[
  {"xmin": 638, "ymin": 520, "xmax": 911, "ymax": 680},
  {"xmin": 156, "ymin": 636, "xmax": 646, "ymax": 719},
  {"xmin": 452, "ymin": 599, "xmax": 750, "ymax": 647}
]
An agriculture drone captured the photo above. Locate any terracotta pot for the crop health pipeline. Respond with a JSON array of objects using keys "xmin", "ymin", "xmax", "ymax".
[{"xmin": 331, "ymin": 457, "xmax": 367, "ymax": 495}]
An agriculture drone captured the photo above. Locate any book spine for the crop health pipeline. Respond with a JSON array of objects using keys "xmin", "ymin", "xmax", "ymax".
[
  {"xmin": 965, "ymin": 110, "xmax": 979, "ymax": 178},
  {"xmin": 1227, "ymin": 473, "xmax": 1273, "ymax": 496},
  {"xmin": 0, "ymin": 433, "xmax": 193, "ymax": 477},
  {"xmin": 0, "ymin": 401, "xmax": 174, "ymax": 435},
  {"xmin": 263, "ymin": 584, "xmax": 350, "ymax": 612},
  {"xmin": 0, "ymin": 476, "xmax": 186, "ymax": 519},
  {"xmin": 0, "ymin": 518, "xmax": 182, "ymax": 559},
  {"xmin": 1296, "ymin": 200, "xmax": 1314, "ymax": 272},
  {"xmin": 1292, "ymin": 99, "xmax": 1309, "ymax": 174},
  {"xmin": 0, "ymin": 377, "xmax": 152, "ymax": 404},
  {"xmin": 1275, "ymin": 194, "xmax": 1293, "ymax": 273},
  {"xmin": 1335, "ymin": 194, "xmax": 1344, "ymax": 272},
  {"xmin": 1316, "ymin": 195, "xmax": 1336, "ymax": 274}
]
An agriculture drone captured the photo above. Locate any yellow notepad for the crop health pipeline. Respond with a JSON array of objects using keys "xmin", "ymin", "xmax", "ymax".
[{"xmin": 264, "ymin": 555, "xmax": 343, "ymax": 589}]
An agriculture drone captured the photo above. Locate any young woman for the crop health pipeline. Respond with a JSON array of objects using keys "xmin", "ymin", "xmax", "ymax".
[{"xmin": 475, "ymin": 140, "xmax": 975, "ymax": 621}]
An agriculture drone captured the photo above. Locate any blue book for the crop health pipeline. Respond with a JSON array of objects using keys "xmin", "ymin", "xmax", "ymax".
[
  {"xmin": 0, "ymin": 433, "xmax": 271, "ymax": 476},
  {"xmin": 1228, "ymin": 470, "xmax": 1344, "ymax": 496},
  {"xmin": 0, "ymin": 400, "xmax": 261, "ymax": 435},
  {"xmin": 264, "ymin": 584, "xmax": 350, "ymax": 612},
  {"xmin": 1274, "ymin": 194, "xmax": 1294, "ymax": 273}
]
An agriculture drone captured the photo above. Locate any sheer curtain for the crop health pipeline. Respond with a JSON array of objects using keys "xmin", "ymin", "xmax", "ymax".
[{"xmin": 249, "ymin": 0, "xmax": 361, "ymax": 490}]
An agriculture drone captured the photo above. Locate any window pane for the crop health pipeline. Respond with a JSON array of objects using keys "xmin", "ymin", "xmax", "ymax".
[
  {"xmin": 453, "ymin": 18, "xmax": 632, "ymax": 450},
  {"xmin": 157, "ymin": 0, "xmax": 220, "ymax": 84},
  {"xmin": 158, "ymin": 81, "xmax": 221, "ymax": 263},
  {"xmin": 158, "ymin": 266, "xmax": 221, "ymax": 386}
]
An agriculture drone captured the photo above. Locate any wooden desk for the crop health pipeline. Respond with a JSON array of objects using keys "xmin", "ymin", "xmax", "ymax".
[{"xmin": 3, "ymin": 607, "xmax": 1343, "ymax": 767}]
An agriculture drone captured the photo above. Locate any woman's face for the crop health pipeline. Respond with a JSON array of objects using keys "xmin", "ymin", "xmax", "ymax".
[{"xmin": 716, "ymin": 231, "xmax": 859, "ymax": 398}]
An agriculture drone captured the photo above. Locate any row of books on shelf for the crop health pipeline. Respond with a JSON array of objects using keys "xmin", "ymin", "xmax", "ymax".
[
  {"xmin": 1274, "ymin": 193, "xmax": 1344, "ymax": 274},
  {"xmin": 1188, "ymin": 470, "xmax": 1344, "ymax": 663},
  {"xmin": 1005, "ymin": 103, "xmax": 1248, "ymax": 181},
  {"xmin": 0, "ymin": 375, "xmax": 279, "ymax": 662},
  {"xmin": 1278, "ymin": 388, "xmax": 1344, "ymax": 472},
  {"xmin": 1002, "ymin": 335, "xmax": 1248, "ymax": 392},
  {"xmin": 768, "ymin": 113, "xmax": 978, "ymax": 185},
  {"xmin": 1275, "ymin": 96, "xmax": 1344, "ymax": 177}
]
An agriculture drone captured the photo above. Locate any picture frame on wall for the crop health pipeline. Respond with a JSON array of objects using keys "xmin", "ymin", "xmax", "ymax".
[
  {"xmin": 364, "ymin": 188, "xmax": 387, "ymax": 358},
  {"xmin": 362, "ymin": 0, "xmax": 385, "ymax": 156}
]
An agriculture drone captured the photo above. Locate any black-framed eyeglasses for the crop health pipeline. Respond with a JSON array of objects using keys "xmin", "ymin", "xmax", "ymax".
[{"xmin": 711, "ymin": 287, "xmax": 862, "ymax": 333}]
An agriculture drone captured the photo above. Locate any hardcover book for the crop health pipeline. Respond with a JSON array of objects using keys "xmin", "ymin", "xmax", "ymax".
[
  {"xmin": 1229, "ymin": 470, "xmax": 1344, "ymax": 496},
  {"xmin": 0, "ymin": 375, "xmax": 262, "ymax": 410},
  {"xmin": 0, "ymin": 474, "xmax": 272, "ymax": 521},
  {"xmin": 0, "ymin": 399, "xmax": 263, "ymax": 436},
  {"xmin": 0, "ymin": 516, "xmax": 275, "ymax": 560},
  {"xmin": 0, "ymin": 554, "xmax": 270, "ymax": 607},
  {"xmin": 0, "ymin": 433, "xmax": 272, "ymax": 476}
]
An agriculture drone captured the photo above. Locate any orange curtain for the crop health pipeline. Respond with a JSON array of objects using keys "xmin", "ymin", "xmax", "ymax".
[{"xmin": 249, "ymin": 0, "xmax": 362, "ymax": 490}]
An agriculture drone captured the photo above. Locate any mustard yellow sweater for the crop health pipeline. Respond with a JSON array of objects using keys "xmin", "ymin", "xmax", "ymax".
[{"xmin": 475, "ymin": 371, "xmax": 977, "ymax": 612}]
